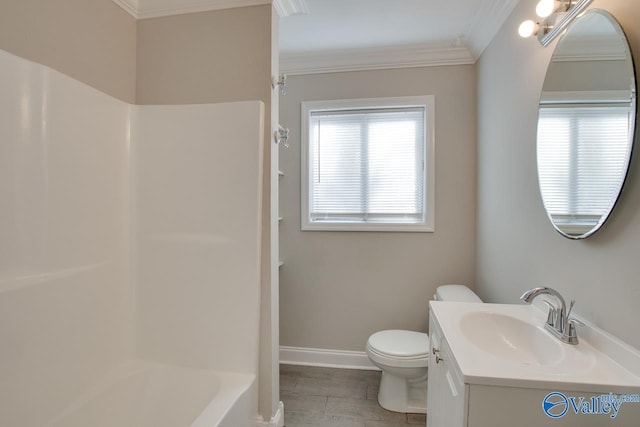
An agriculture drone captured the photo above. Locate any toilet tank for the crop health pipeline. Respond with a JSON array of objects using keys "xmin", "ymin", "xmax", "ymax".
[{"xmin": 434, "ymin": 284, "xmax": 482, "ymax": 303}]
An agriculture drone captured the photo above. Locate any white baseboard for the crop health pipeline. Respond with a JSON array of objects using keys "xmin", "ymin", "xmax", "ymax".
[
  {"xmin": 256, "ymin": 401, "xmax": 284, "ymax": 427},
  {"xmin": 280, "ymin": 346, "xmax": 380, "ymax": 371}
]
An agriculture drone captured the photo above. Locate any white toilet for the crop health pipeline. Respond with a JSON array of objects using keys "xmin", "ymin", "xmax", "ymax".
[{"xmin": 365, "ymin": 285, "xmax": 482, "ymax": 414}]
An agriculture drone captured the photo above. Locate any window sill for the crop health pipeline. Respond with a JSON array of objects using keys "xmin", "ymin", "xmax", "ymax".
[{"xmin": 301, "ymin": 222, "xmax": 434, "ymax": 233}]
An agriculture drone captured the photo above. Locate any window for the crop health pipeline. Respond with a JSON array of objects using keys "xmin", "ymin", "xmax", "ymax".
[
  {"xmin": 301, "ymin": 96, "xmax": 435, "ymax": 232},
  {"xmin": 538, "ymin": 99, "xmax": 632, "ymax": 230}
]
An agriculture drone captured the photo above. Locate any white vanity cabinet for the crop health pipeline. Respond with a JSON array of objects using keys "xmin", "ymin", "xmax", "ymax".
[
  {"xmin": 427, "ymin": 302, "xmax": 640, "ymax": 427},
  {"xmin": 427, "ymin": 311, "xmax": 467, "ymax": 427}
]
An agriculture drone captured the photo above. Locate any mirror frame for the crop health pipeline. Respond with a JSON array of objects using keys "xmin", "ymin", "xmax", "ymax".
[{"xmin": 536, "ymin": 9, "xmax": 638, "ymax": 240}]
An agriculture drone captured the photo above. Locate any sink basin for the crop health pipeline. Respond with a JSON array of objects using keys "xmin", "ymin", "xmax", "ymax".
[
  {"xmin": 429, "ymin": 302, "xmax": 638, "ymax": 392},
  {"xmin": 459, "ymin": 312, "xmax": 564, "ymax": 366}
]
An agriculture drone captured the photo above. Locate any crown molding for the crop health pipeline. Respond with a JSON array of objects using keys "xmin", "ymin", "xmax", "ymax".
[
  {"xmin": 280, "ymin": 45, "xmax": 475, "ymax": 75},
  {"xmin": 113, "ymin": 0, "xmax": 271, "ymax": 19},
  {"xmin": 552, "ymin": 38, "xmax": 628, "ymax": 62},
  {"xmin": 279, "ymin": 0, "xmax": 516, "ymax": 74},
  {"xmin": 463, "ymin": 0, "xmax": 520, "ymax": 60},
  {"xmin": 273, "ymin": 0, "xmax": 309, "ymax": 17},
  {"xmin": 112, "ymin": 0, "xmax": 139, "ymax": 17}
]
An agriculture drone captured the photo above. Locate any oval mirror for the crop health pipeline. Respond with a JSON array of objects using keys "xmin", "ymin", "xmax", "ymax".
[{"xmin": 537, "ymin": 9, "xmax": 637, "ymax": 239}]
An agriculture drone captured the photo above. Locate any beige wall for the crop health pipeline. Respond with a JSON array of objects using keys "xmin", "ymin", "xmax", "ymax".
[
  {"xmin": 279, "ymin": 66, "xmax": 477, "ymax": 351},
  {"xmin": 476, "ymin": 0, "xmax": 640, "ymax": 350},
  {"xmin": 544, "ymin": 60, "xmax": 630, "ymax": 92},
  {"xmin": 135, "ymin": 6, "xmax": 271, "ymax": 105},
  {"xmin": 0, "ymin": 0, "xmax": 136, "ymax": 103}
]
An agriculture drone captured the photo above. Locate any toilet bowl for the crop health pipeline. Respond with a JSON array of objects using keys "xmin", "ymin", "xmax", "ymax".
[{"xmin": 365, "ymin": 284, "xmax": 482, "ymax": 414}]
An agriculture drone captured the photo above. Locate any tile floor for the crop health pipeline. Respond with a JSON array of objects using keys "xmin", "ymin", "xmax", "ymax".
[{"xmin": 280, "ymin": 364, "xmax": 426, "ymax": 427}]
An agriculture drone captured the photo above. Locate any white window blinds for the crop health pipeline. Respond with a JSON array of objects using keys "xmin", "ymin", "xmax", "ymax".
[
  {"xmin": 308, "ymin": 107, "xmax": 426, "ymax": 225},
  {"xmin": 537, "ymin": 104, "xmax": 631, "ymax": 221}
]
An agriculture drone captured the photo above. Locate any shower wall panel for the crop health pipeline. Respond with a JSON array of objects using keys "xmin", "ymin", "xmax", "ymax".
[
  {"xmin": 0, "ymin": 49, "xmax": 133, "ymax": 426},
  {"xmin": 0, "ymin": 48, "xmax": 265, "ymax": 426},
  {"xmin": 133, "ymin": 102, "xmax": 264, "ymax": 374}
]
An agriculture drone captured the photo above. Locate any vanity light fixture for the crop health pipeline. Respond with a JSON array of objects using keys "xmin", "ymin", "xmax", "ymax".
[
  {"xmin": 535, "ymin": 0, "xmax": 571, "ymax": 18},
  {"xmin": 518, "ymin": 20, "xmax": 543, "ymax": 38},
  {"xmin": 518, "ymin": 0, "xmax": 593, "ymax": 46}
]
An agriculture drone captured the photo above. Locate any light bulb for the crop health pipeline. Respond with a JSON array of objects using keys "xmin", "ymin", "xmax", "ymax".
[
  {"xmin": 518, "ymin": 20, "xmax": 539, "ymax": 38},
  {"xmin": 536, "ymin": 0, "xmax": 557, "ymax": 18}
]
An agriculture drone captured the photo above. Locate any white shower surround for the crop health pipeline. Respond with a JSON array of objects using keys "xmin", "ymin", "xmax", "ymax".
[{"xmin": 0, "ymin": 48, "xmax": 264, "ymax": 426}]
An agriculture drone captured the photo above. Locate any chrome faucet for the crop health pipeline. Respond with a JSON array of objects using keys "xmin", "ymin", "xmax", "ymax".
[{"xmin": 520, "ymin": 286, "xmax": 579, "ymax": 345}]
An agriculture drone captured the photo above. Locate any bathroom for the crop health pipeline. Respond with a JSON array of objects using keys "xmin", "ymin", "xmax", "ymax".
[
  {"xmin": 279, "ymin": 0, "xmax": 640, "ymax": 424},
  {"xmin": 1, "ymin": 0, "xmax": 639, "ymax": 426}
]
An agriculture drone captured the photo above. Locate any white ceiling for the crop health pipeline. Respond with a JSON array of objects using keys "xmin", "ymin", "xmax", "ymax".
[{"xmin": 112, "ymin": 0, "xmax": 521, "ymax": 74}]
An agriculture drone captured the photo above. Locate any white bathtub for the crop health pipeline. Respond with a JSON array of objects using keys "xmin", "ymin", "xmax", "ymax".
[{"xmin": 44, "ymin": 361, "xmax": 256, "ymax": 427}]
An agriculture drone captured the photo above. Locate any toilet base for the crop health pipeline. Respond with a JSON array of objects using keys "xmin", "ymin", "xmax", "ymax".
[{"xmin": 377, "ymin": 370, "xmax": 427, "ymax": 414}]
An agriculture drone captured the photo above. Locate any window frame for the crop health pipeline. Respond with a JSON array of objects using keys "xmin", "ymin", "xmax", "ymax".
[{"xmin": 301, "ymin": 95, "xmax": 435, "ymax": 232}]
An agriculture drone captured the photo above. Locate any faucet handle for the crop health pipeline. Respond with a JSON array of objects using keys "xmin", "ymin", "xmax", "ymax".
[
  {"xmin": 564, "ymin": 298, "xmax": 582, "ymax": 344},
  {"xmin": 569, "ymin": 317, "xmax": 585, "ymax": 328},
  {"xmin": 541, "ymin": 300, "xmax": 557, "ymax": 327},
  {"xmin": 566, "ymin": 319, "xmax": 580, "ymax": 344}
]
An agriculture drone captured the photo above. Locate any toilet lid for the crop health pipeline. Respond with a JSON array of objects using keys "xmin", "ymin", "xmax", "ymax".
[
  {"xmin": 435, "ymin": 284, "xmax": 482, "ymax": 303},
  {"xmin": 367, "ymin": 330, "xmax": 429, "ymax": 358}
]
